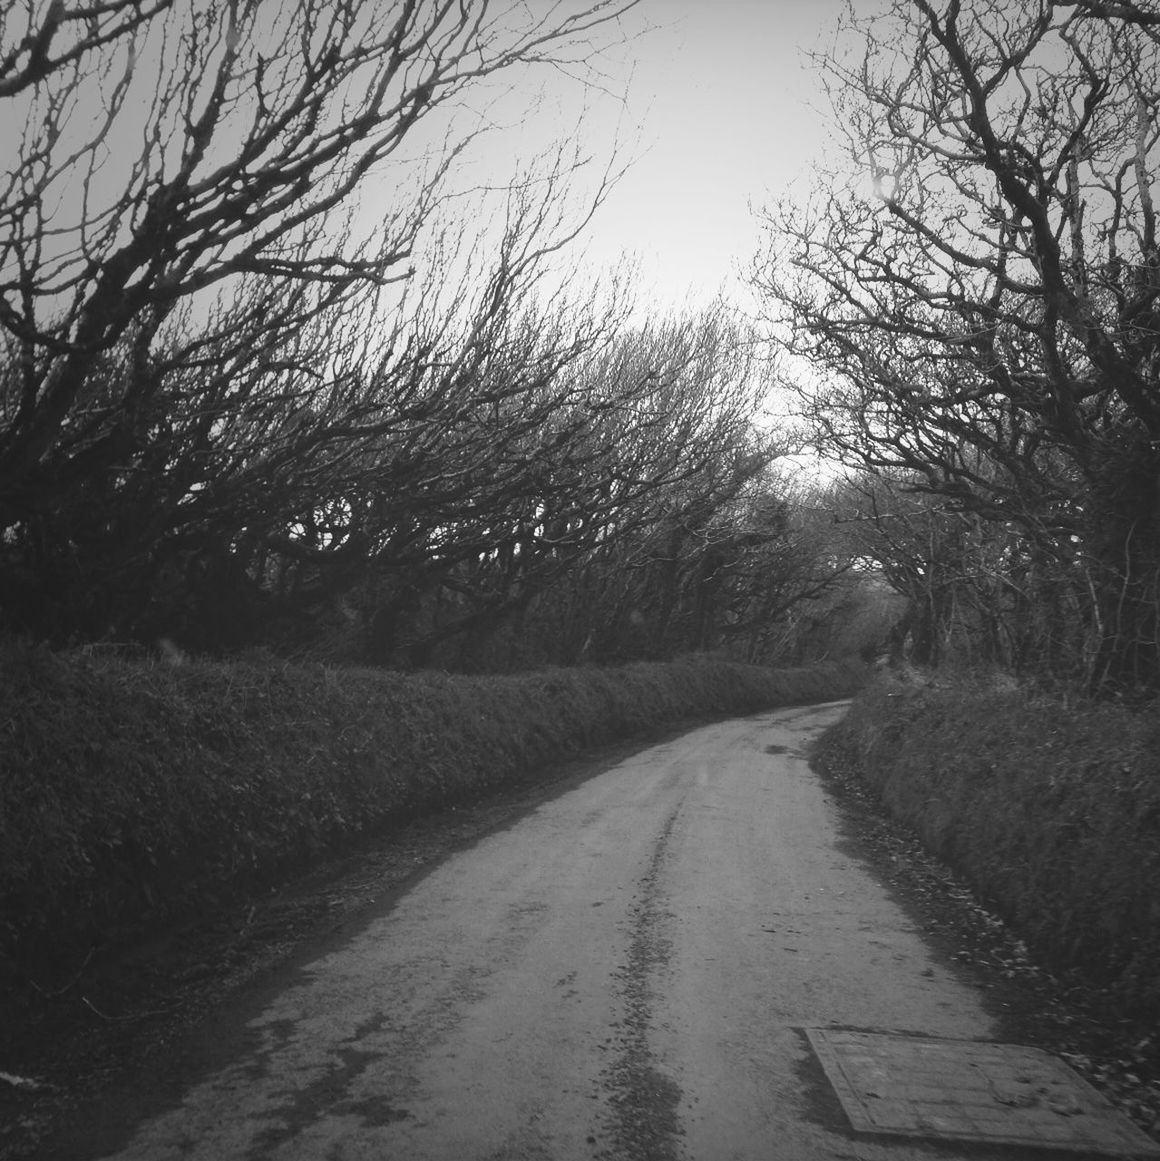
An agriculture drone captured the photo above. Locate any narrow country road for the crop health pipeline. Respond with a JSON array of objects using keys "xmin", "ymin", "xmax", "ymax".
[{"xmin": 75, "ymin": 703, "xmax": 1016, "ymax": 1160}]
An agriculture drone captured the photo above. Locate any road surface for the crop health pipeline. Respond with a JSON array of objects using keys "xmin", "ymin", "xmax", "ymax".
[{"xmin": 78, "ymin": 702, "xmax": 1015, "ymax": 1160}]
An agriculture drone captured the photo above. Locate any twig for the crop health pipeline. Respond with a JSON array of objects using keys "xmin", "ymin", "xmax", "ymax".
[
  {"xmin": 80, "ymin": 995, "xmax": 167, "ymax": 1022},
  {"xmin": 28, "ymin": 947, "xmax": 94, "ymax": 998}
]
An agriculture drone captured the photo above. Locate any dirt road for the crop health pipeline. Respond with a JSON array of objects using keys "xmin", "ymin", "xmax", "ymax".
[{"xmin": 71, "ymin": 703, "xmax": 1020, "ymax": 1159}]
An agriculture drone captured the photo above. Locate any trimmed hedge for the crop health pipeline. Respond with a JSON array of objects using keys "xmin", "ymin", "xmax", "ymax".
[
  {"xmin": 815, "ymin": 675, "xmax": 1160, "ymax": 1020},
  {"xmin": 1, "ymin": 645, "xmax": 865, "ymax": 979}
]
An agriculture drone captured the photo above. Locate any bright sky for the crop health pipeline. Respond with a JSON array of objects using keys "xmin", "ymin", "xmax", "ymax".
[
  {"xmin": 392, "ymin": 0, "xmax": 860, "ymax": 319},
  {"xmin": 580, "ymin": 0, "xmax": 850, "ymax": 311}
]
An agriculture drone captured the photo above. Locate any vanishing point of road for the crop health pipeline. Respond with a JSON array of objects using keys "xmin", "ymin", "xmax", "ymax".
[{"xmin": 70, "ymin": 702, "xmax": 1021, "ymax": 1160}]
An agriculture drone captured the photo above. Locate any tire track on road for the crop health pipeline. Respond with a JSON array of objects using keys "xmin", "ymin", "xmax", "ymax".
[{"xmin": 601, "ymin": 796, "xmax": 686, "ymax": 1161}]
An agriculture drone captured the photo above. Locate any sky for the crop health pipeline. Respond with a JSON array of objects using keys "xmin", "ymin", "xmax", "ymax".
[
  {"xmin": 575, "ymin": 0, "xmax": 850, "ymax": 312},
  {"xmin": 423, "ymin": 0, "xmax": 857, "ymax": 321},
  {"xmin": 378, "ymin": 0, "xmax": 860, "ymax": 320}
]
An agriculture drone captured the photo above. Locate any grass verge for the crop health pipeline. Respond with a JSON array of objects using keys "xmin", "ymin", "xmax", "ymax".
[
  {"xmin": 814, "ymin": 671, "xmax": 1160, "ymax": 1022},
  {"xmin": 1, "ymin": 645, "xmax": 864, "ymax": 992}
]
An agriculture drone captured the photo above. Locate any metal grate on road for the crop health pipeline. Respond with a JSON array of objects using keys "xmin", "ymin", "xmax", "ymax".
[{"xmin": 805, "ymin": 1027, "xmax": 1160, "ymax": 1157}]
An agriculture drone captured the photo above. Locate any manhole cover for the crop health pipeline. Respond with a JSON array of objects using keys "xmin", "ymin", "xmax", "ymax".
[{"xmin": 805, "ymin": 1028, "xmax": 1160, "ymax": 1156}]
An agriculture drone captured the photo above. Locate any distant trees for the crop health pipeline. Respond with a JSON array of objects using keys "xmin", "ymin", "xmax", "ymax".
[
  {"xmin": 500, "ymin": 314, "xmax": 783, "ymax": 666},
  {"xmin": 832, "ymin": 471, "xmax": 1019, "ymax": 668},
  {"xmin": 328, "ymin": 310, "xmax": 862, "ymax": 671},
  {"xmin": 754, "ymin": 0, "xmax": 1160, "ymax": 690}
]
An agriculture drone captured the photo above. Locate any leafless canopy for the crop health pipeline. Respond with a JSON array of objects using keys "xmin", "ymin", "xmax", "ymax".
[
  {"xmin": 0, "ymin": 0, "xmax": 639, "ymax": 512},
  {"xmin": 754, "ymin": 0, "xmax": 1160, "ymax": 687},
  {"xmin": 0, "ymin": 1, "xmax": 854, "ymax": 667}
]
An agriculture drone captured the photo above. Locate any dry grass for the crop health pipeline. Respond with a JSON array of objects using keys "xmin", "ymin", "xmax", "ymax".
[
  {"xmin": 0, "ymin": 644, "xmax": 865, "ymax": 984},
  {"xmin": 815, "ymin": 671, "xmax": 1160, "ymax": 1020}
]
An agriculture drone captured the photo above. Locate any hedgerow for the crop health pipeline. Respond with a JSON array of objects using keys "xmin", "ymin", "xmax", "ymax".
[
  {"xmin": 814, "ymin": 673, "xmax": 1160, "ymax": 1020},
  {"xmin": 1, "ymin": 644, "xmax": 865, "ymax": 982}
]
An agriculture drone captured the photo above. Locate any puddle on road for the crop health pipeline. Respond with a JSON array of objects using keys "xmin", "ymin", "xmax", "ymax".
[{"xmin": 764, "ymin": 743, "xmax": 806, "ymax": 759}]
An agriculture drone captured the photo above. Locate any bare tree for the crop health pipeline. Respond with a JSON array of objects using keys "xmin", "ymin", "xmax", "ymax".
[
  {"xmin": 0, "ymin": 0, "xmax": 639, "ymax": 524},
  {"xmin": 0, "ymin": 164, "xmax": 644, "ymax": 648},
  {"xmin": 754, "ymin": 0, "xmax": 1160, "ymax": 689},
  {"xmin": 0, "ymin": 0, "xmax": 642, "ymax": 644},
  {"xmin": 1, "ymin": 1, "xmax": 174, "ymax": 97}
]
